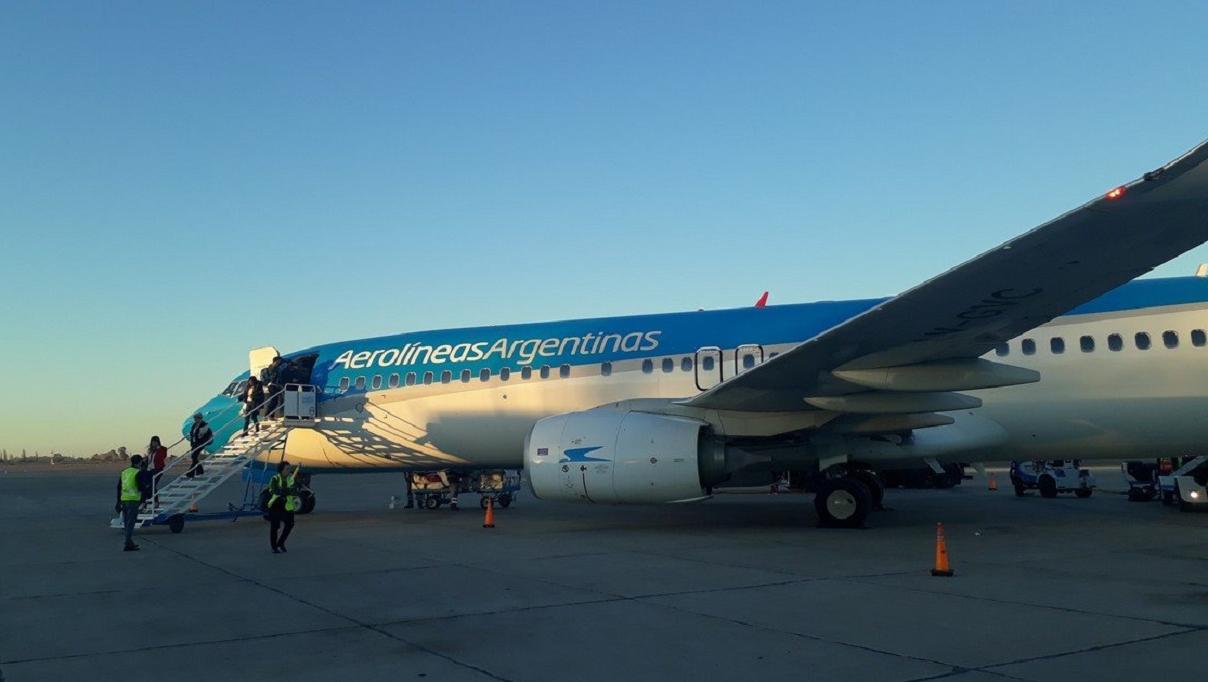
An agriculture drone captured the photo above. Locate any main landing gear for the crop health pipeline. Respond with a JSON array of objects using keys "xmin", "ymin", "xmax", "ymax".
[{"xmin": 813, "ymin": 470, "xmax": 883, "ymax": 528}]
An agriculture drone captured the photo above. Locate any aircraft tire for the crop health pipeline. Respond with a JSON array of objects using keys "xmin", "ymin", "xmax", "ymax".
[
  {"xmin": 850, "ymin": 470, "xmax": 884, "ymax": 510},
  {"xmin": 1039, "ymin": 476, "xmax": 1058, "ymax": 498},
  {"xmin": 814, "ymin": 478, "xmax": 872, "ymax": 529},
  {"xmin": 1075, "ymin": 487, "xmax": 1093, "ymax": 499}
]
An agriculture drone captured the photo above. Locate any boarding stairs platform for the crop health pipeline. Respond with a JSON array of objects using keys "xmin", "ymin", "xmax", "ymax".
[
  {"xmin": 109, "ymin": 383, "xmax": 318, "ymax": 530},
  {"xmin": 109, "ymin": 424, "xmax": 291, "ymax": 529}
]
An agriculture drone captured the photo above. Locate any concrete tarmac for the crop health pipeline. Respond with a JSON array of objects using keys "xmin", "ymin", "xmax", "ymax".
[{"xmin": 2, "ymin": 466, "xmax": 1207, "ymax": 681}]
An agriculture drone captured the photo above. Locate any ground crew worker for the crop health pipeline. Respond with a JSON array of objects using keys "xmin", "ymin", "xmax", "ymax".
[
  {"xmin": 115, "ymin": 454, "xmax": 151, "ymax": 552},
  {"xmin": 265, "ymin": 460, "xmax": 300, "ymax": 553}
]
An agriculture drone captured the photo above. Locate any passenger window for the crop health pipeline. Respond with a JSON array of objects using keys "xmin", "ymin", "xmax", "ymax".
[
  {"xmin": 1050, "ymin": 338, "xmax": 1064, "ymax": 354},
  {"xmin": 702, "ymin": 355, "xmax": 715, "ymax": 370},
  {"xmin": 742, "ymin": 354, "xmax": 756, "ymax": 369},
  {"xmin": 539, "ymin": 365, "xmax": 550, "ymax": 379},
  {"xmin": 480, "ymin": 368, "xmax": 491, "ymax": 382},
  {"xmin": 1021, "ymin": 339, "xmax": 1036, "ymax": 355},
  {"xmin": 1163, "ymin": 331, "xmax": 1179, "ymax": 349},
  {"xmin": 662, "ymin": 358, "xmax": 674, "ymax": 373},
  {"xmin": 994, "ymin": 343, "xmax": 1009, "ymax": 357},
  {"xmin": 338, "ymin": 377, "xmax": 350, "ymax": 392},
  {"xmin": 405, "ymin": 372, "xmax": 417, "ymax": 386},
  {"xmin": 354, "ymin": 376, "xmax": 366, "ymax": 390},
  {"xmin": 440, "ymin": 370, "xmax": 452, "ymax": 384},
  {"xmin": 371, "ymin": 375, "xmax": 383, "ymax": 389},
  {"xmin": 641, "ymin": 359, "xmax": 653, "ymax": 374},
  {"xmin": 1108, "ymin": 334, "xmax": 1123, "ymax": 352},
  {"xmin": 559, "ymin": 364, "xmax": 571, "ymax": 378},
  {"xmin": 388, "ymin": 373, "xmax": 400, "ymax": 388},
  {"xmin": 681, "ymin": 357, "xmax": 693, "ymax": 371},
  {"xmin": 422, "ymin": 371, "xmax": 433, "ymax": 385},
  {"xmin": 521, "ymin": 366, "xmax": 532, "ymax": 380},
  {"xmin": 1193, "ymin": 329, "xmax": 1207, "ymax": 347},
  {"xmin": 601, "ymin": 362, "xmax": 612, "ymax": 376},
  {"xmin": 1079, "ymin": 336, "xmax": 1094, "ymax": 353},
  {"xmin": 1135, "ymin": 332, "xmax": 1151, "ymax": 350},
  {"xmin": 500, "ymin": 368, "xmax": 511, "ymax": 381},
  {"xmin": 235, "ymin": 380, "xmax": 247, "ymax": 396},
  {"xmin": 461, "ymin": 369, "xmax": 472, "ymax": 383}
]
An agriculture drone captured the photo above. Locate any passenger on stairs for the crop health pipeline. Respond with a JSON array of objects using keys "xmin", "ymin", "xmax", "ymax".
[
  {"xmin": 147, "ymin": 436, "xmax": 167, "ymax": 505},
  {"xmin": 265, "ymin": 460, "xmax": 301, "ymax": 553},
  {"xmin": 115, "ymin": 454, "xmax": 152, "ymax": 552},
  {"xmin": 261, "ymin": 356, "xmax": 288, "ymax": 419},
  {"xmin": 187, "ymin": 413, "xmax": 212, "ymax": 478},
  {"xmin": 242, "ymin": 376, "xmax": 264, "ymax": 437}
]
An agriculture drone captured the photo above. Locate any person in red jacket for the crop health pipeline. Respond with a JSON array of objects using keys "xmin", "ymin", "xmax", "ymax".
[{"xmin": 147, "ymin": 435, "xmax": 168, "ymax": 506}]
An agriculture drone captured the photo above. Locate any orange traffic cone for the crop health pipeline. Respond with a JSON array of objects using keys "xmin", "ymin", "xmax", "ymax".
[
  {"xmin": 931, "ymin": 522, "xmax": 954, "ymax": 577},
  {"xmin": 482, "ymin": 496, "xmax": 495, "ymax": 529},
  {"xmin": 988, "ymin": 474, "xmax": 998, "ymax": 492},
  {"xmin": 189, "ymin": 494, "xmax": 199, "ymax": 513}
]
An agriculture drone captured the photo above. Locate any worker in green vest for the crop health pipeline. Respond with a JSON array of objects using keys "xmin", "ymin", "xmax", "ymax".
[
  {"xmin": 114, "ymin": 454, "xmax": 151, "ymax": 552},
  {"xmin": 265, "ymin": 460, "xmax": 300, "ymax": 553}
]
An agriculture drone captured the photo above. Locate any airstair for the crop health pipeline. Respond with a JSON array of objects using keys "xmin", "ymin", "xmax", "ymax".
[{"xmin": 110, "ymin": 383, "xmax": 318, "ymax": 531}]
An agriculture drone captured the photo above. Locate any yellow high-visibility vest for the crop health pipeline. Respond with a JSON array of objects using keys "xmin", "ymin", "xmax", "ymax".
[{"xmin": 120, "ymin": 467, "xmax": 142, "ymax": 502}]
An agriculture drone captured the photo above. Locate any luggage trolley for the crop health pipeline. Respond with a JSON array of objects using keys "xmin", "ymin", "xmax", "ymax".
[{"xmin": 472, "ymin": 470, "xmax": 522, "ymax": 509}]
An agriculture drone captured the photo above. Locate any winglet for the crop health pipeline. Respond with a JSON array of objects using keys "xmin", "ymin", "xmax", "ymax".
[{"xmin": 754, "ymin": 291, "xmax": 769, "ymax": 308}]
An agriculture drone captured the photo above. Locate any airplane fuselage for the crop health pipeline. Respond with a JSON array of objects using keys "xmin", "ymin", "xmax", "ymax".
[{"xmin": 192, "ymin": 277, "xmax": 1208, "ymax": 471}]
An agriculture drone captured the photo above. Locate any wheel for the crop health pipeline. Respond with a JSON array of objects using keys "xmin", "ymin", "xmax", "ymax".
[
  {"xmin": 298, "ymin": 491, "xmax": 316, "ymax": 514},
  {"xmin": 1010, "ymin": 476, "xmax": 1027, "ymax": 497},
  {"xmin": 423, "ymin": 495, "xmax": 440, "ymax": 510},
  {"xmin": 497, "ymin": 493, "xmax": 512, "ymax": 508},
  {"xmin": 849, "ymin": 470, "xmax": 884, "ymax": 510},
  {"xmin": 167, "ymin": 514, "xmax": 185, "ymax": 534},
  {"xmin": 814, "ymin": 477, "xmax": 872, "ymax": 528},
  {"xmin": 1075, "ymin": 487, "xmax": 1093, "ymax": 499},
  {"xmin": 1038, "ymin": 476, "xmax": 1058, "ymax": 498}
]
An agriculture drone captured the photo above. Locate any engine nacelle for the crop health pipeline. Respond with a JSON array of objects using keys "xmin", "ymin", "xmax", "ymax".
[{"xmin": 525, "ymin": 408, "xmax": 719, "ymax": 503}]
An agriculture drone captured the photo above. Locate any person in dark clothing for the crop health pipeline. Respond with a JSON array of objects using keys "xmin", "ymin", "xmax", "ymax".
[
  {"xmin": 241, "ymin": 376, "xmax": 265, "ymax": 437},
  {"xmin": 187, "ymin": 413, "xmax": 213, "ymax": 478},
  {"xmin": 115, "ymin": 454, "xmax": 153, "ymax": 551},
  {"xmin": 261, "ymin": 357, "xmax": 285, "ymax": 419},
  {"xmin": 265, "ymin": 460, "xmax": 300, "ymax": 553}
]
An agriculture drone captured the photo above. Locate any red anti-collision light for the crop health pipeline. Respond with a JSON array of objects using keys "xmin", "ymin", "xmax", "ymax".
[{"xmin": 1106, "ymin": 186, "xmax": 1126, "ymax": 200}]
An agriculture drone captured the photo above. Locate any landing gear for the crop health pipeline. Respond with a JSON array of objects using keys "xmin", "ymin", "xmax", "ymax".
[
  {"xmin": 814, "ymin": 477, "xmax": 872, "ymax": 528},
  {"xmin": 849, "ymin": 470, "xmax": 885, "ymax": 511},
  {"xmin": 478, "ymin": 493, "xmax": 513, "ymax": 510}
]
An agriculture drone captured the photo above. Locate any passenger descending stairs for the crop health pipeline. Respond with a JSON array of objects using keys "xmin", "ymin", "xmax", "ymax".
[{"xmin": 109, "ymin": 423, "xmax": 291, "ymax": 529}]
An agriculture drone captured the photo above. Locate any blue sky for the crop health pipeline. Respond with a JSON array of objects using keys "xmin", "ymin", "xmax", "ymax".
[{"xmin": 3, "ymin": 1, "xmax": 1208, "ymax": 456}]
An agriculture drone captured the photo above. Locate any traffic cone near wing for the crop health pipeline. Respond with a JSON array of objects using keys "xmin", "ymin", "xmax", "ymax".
[
  {"xmin": 988, "ymin": 474, "xmax": 998, "ymax": 491},
  {"xmin": 483, "ymin": 496, "xmax": 496, "ymax": 529},
  {"xmin": 931, "ymin": 522, "xmax": 955, "ymax": 577}
]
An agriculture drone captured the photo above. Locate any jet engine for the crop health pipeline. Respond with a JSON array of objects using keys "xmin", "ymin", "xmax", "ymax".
[{"xmin": 525, "ymin": 408, "xmax": 729, "ymax": 504}]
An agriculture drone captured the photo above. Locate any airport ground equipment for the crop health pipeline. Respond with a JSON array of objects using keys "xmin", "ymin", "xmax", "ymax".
[
  {"xmin": 108, "ymin": 385, "xmax": 317, "ymax": 533},
  {"xmin": 1158, "ymin": 456, "xmax": 1208, "ymax": 510},
  {"xmin": 406, "ymin": 469, "xmax": 522, "ymax": 510},
  {"xmin": 1009, "ymin": 460, "xmax": 1094, "ymax": 498},
  {"xmin": 1123, "ymin": 461, "xmax": 1161, "ymax": 501}
]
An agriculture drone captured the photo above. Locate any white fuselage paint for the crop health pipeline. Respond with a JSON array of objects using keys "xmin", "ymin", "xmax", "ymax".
[{"xmin": 273, "ymin": 303, "xmax": 1208, "ymax": 470}]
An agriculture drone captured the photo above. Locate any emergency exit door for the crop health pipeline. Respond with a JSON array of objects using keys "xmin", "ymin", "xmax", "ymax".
[{"xmin": 694, "ymin": 346, "xmax": 723, "ymax": 391}]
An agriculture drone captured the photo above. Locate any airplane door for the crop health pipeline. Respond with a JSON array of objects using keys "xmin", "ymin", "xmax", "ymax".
[
  {"xmin": 694, "ymin": 346, "xmax": 723, "ymax": 391},
  {"xmin": 734, "ymin": 344, "xmax": 764, "ymax": 376}
]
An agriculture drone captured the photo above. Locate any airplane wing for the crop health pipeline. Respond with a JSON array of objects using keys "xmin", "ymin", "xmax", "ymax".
[{"xmin": 686, "ymin": 140, "xmax": 1208, "ymax": 412}]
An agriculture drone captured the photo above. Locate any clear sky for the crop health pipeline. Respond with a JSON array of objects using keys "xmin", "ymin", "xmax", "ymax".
[{"xmin": 3, "ymin": 1, "xmax": 1208, "ymax": 456}]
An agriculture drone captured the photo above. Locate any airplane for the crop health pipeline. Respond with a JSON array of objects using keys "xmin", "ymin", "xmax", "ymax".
[{"xmin": 186, "ymin": 139, "xmax": 1208, "ymax": 528}]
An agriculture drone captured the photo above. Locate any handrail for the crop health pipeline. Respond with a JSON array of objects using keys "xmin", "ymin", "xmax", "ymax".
[{"xmin": 146, "ymin": 387, "xmax": 291, "ymax": 511}]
